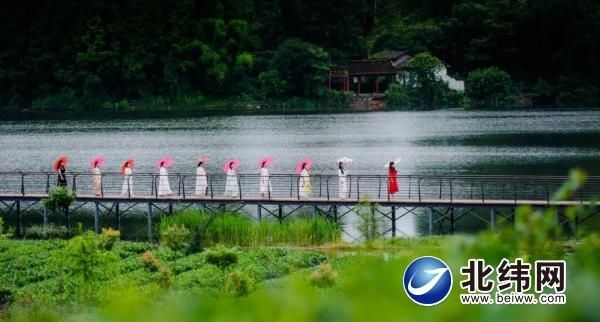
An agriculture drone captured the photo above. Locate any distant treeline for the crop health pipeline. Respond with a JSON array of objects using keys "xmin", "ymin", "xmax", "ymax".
[{"xmin": 1, "ymin": 0, "xmax": 599, "ymax": 111}]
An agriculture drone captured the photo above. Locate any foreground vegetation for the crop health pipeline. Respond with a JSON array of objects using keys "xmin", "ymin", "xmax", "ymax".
[
  {"xmin": 1, "ymin": 213, "xmax": 599, "ymax": 321},
  {"xmin": 0, "ymin": 171, "xmax": 599, "ymax": 321}
]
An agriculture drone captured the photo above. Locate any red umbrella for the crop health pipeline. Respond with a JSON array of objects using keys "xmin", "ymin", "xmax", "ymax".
[
  {"xmin": 223, "ymin": 159, "xmax": 240, "ymax": 173},
  {"xmin": 53, "ymin": 156, "xmax": 69, "ymax": 172},
  {"xmin": 296, "ymin": 159, "xmax": 313, "ymax": 173},
  {"xmin": 156, "ymin": 157, "xmax": 174, "ymax": 168},
  {"xmin": 257, "ymin": 157, "xmax": 274, "ymax": 168},
  {"xmin": 121, "ymin": 159, "xmax": 135, "ymax": 174},
  {"xmin": 89, "ymin": 156, "xmax": 106, "ymax": 169}
]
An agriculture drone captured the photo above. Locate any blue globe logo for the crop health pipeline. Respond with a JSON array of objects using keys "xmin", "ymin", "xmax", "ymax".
[{"xmin": 403, "ymin": 256, "xmax": 453, "ymax": 306}]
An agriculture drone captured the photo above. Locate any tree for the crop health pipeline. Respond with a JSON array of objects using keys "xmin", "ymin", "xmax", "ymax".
[
  {"xmin": 160, "ymin": 223, "xmax": 191, "ymax": 272},
  {"xmin": 258, "ymin": 70, "xmax": 287, "ymax": 99},
  {"xmin": 406, "ymin": 52, "xmax": 444, "ymax": 108},
  {"xmin": 271, "ymin": 39, "xmax": 331, "ymax": 97},
  {"xmin": 466, "ymin": 67, "xmax": 514, "ymax": 108}
]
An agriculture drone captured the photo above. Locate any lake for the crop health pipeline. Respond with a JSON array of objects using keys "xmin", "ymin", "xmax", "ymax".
[
  {"xmin": 2, "ymin": 109, "xmax": 600, "ymax": 176},
  {"xmin": 1, "ymin": 109, "xmax": 600, "ymax": 239}
]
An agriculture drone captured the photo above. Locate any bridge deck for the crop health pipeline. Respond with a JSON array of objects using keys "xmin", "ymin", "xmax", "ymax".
[
  {"xmin": 0, "ymin": 193, "xmax": 591, "ymax": 207},
  {"xmin": 1, "ymin": 172, "xmax": 598, "ymax": 208}
]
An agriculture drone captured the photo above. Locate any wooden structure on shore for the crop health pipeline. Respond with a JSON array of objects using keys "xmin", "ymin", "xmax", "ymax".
[{"xmin": 328, "ymin": 51, "xmax": 411, "ymax": 95}]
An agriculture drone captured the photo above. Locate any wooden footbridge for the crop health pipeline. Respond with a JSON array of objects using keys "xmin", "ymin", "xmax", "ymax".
[{"xmin": 0, "ymin": 172, "xmax": 598, "ymax": 241}]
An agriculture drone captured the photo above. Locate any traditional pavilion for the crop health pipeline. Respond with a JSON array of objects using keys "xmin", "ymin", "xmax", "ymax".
[{"xmin": 328, "ymin": 50, "xmax": 411, "ymax": 95}]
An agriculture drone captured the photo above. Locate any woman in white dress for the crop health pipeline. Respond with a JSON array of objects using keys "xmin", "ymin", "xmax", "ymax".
[
  {"xmin": 299, "ymin": 164, "xmax": 311, "ymax": 198},
  {"xmin": 259, "ymin": 161, "xmax": 272, "ymax": 197},
  {"xmin": 338, "ymin": 162, "xmax": 347, "ymax": 199},
  {"xmin": 157, "ymin": 162, "xmax": 173, "ymax": 196},
  {"xmin": 92, "ymin": 162, "xmax": 102, "ymax": 196},
  {"xmin": 195, "ymin": 161, "xmax": 208, "ymax": 196},
  {"xmin": 121, "ymin": 162, "xmax": 134, "ymax": 196},
  {"xmin": 224, "ymin": 163, "xmax": 239, "ymax": 197}
]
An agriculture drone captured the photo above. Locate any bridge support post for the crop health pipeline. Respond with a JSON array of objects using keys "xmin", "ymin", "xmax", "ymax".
[
  {"xmin": 115, "ymin": 202, "xmax": 120, "ymax": 231},
  {"xmin": 490, "ymin": 208, "xmax": 496, "ymax": 231},
  {"xmin": 65, "ymin": 205, "xmax": 70, "ymax": 233},
  {"xmin": 257, "ymin": 205, "xmax": 262, "ymax": 221},
  {"xmin": 147, "ymin": 203, "xmax": 153, "ymax": 242},
  {"xmin": 313, "ymin": 206, "xmax": 318, "ymax": 218},
  {"xmin": 450, "ymin": 207, "xmax": 456, "ymax": 234},
  {"xmin": 428, "ymin": 208, "xmax": 433, "ymax": 235},
  {"xmin": 94, "ymin": 202, "xmax": 100, "ymax": 234},
  {"xmin": 278, "ymin": 205, "xmax": 283, "ymax": 222},
  {"xmin": 16, "ymin": 201, "xmax": 21, "ymax": 238},
  {"xmin": 169, "ymin": 203, "xmax": 173, "ymax": 215},
  {"xmin": 391, "ymin": 206, "xmax": 396, "ymax": 237},
  {"xmin": 43, "ymin": 206, "xmax": 48, "ymax": 234},
  {"xmin": 333, "ymin": 206, "xmax": 338, "ymax": 223}
]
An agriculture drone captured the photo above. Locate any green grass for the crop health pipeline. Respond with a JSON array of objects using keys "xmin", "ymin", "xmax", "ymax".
[{"xmin": 158, "ymin": 210, "xmax": 341, "ymax": 248}]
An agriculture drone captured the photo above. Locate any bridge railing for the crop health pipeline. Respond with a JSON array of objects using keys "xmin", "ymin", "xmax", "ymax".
[{"xmin": 0, "ymin": 172, "xmax": 599, "ymax": 204}]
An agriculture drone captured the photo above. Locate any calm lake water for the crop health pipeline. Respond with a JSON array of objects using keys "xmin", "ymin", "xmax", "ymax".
[
  {"xmin": 1, "ymin": 109, "xmax": 600, "ymax": 175},
  {"xmin": 1, "ymin": 109, "xmax": 600, "ymax": 239}
]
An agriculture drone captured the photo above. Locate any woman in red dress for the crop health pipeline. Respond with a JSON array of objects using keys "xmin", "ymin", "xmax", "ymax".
[{"xmin": 388, "ymin": 162, "xmax": 399, "ymax": 196}]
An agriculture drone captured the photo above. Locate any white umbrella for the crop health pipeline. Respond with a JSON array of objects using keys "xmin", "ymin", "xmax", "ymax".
[
  {"xmin": 384, "ymin": 158, "xmax": 402, "ymax": 168},
  {"xmin": 336, "ymin": 157, "xmax": 354, "ymax": 166}
]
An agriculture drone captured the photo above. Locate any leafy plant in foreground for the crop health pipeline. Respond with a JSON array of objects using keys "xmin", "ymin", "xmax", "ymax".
[
  {"xmin": 307, "ymin": 263, "xmax": 338, "ymax": 288},
  {"xmin": 224, "ymin": 271, "xmax": 254, "ymax": 297},
  {"xmin": 205, "ymin": 246, "xmax": 239, "ymax": 271}
]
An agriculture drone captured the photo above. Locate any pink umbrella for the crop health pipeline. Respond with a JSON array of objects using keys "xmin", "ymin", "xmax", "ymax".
[
  {"xmin": 156, "ymin": 157, "xmax": 174, "ymax": 168},
  {"xmin": 223, "ymin": 159, "xmax": 240, "ymax": 173},
  {"xmin": 257, "ymin": 157, "xmax": 274, "ymax": 168},
  {"xmin": 89, "ymin": 156, "xmax": 106, "ymax": 169},
  {"xmin": 296, "ymin": 159, "xmax": 313, "ymax": 173},
  {"xmin": 198, "ymin": 156, "xmax": 211, "ymax": 163}
]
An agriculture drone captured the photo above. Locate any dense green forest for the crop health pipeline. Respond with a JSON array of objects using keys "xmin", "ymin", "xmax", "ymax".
[{"xmin": 1, "ymin": 0, "xmax": 599, "ymax": 111}]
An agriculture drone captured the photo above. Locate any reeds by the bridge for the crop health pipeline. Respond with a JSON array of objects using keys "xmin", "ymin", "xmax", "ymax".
[{"xmin": 158, "ymin": 209, "xmax": 341, "ymax": 247}]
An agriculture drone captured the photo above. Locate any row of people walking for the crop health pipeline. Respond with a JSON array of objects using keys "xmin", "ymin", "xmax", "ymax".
[{"xmin": 53, "ymin": 156, "xmax": 401, "ymax": 198}]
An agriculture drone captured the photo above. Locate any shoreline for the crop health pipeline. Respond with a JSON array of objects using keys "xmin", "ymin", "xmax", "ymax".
[{"xmin": 1, "ymin": 106, "xmax": 596, "ymax": 121}]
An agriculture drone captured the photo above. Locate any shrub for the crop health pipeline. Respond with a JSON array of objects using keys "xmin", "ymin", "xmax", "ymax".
[
  {"xmin": 140, "ymin": 251, "xmax": 162, "ymax": 272},
  {"xmin": 205, "ymin": 246, "xmax": 239, "ymax": 271},
  {"xmin": 139, "ymin": 250, "xmax": 173, "ymax": 288},
  {"xmin": 385, "ymin": 84, "xmax": 411, "ymax": 110},
  {"xmin": 307, "ymin": 263, "xmax": 338, "ymax": 288},
  {"xmin": 99, "ymin": 228, "xmax": 120, "ymax": 250},
  {"xmin": 322, "ymin": 89, "xmax": 351, "ymax": 110},
  {"xmin": 42, "ymin": 187, "xmax": 76, "ymax": 211},
  {"xmin": 55, "ymin": 232, "xmax": 119, "ymax": 283},
  {"xmin": 102, "ymin": 99, "xmax": 132, "ymax": 111},
  {"xmin": 224, "ymin": 271, "xmax": 253, "ymax": 297},
  {"xmin": 173, "ymin": 94, "xmax": 206, "ymax": 108},
  {"xmin": 466, "ymin": 67, "xmax": 514, "ymax": 108},
  {"xmin": 24, "ymin": 224, "xmax": 69, "ymax": 240},
  {"xmin": 157, "ymin": 265, "xmax": 174, "ymax": 289},
  {"xmin": 258, "ymin": 70, "xmax": 287, "ymax": 99},
  {"xmin": 30, "ymin": 89, "xmax": 79, "ymax": 111},
  {"xmin": 160, "ymin": 224, "xmax": 191, "ymax": 254},
  {"xmin": 0, "ymin": 286, "xmax": 14, "ymax": 307},
  {"xmin": 0, "ymin": 217, "xmax": 12, "ymax": 240}
]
